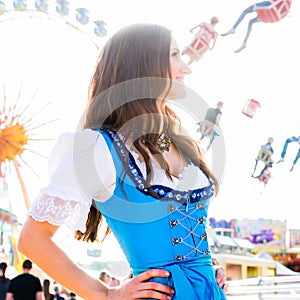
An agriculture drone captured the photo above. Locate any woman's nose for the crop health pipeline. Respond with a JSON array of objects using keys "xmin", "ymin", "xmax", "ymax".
[{"xmin": 182, "ymin": 62, "xmax": 192, "ymax": 75}]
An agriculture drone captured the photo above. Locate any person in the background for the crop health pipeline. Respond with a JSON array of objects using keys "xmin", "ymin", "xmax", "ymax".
[
  {"xmin": 69, "ymin": 292, "xmax": 76, "ymax": 300},
  {"xmin": 221, "ymin": 1, "xmax": 274, "ymax": 53},
  {"xmin": 277, "ymin": 136, "xmax": 299, "ymax": 161},
  {"xmin": 252, "ymin": 137, "xmax": 274, "ymax": 178},
  {"xmin": 261, "ymin": 137, "xmax": 274, "ymax": 153},
  {"xmin": 200, "ymin": 101, "xmax": 223, "ymax": 148},
  {"xmin": 43, "ymin": 279, "xmax": 54, "ymax": 300},
  {"xmin": 54, "ymin": 286, "xmax": 65, "ymax": 300},
  {"xmin": 18, "ymin": 23, "xmax": 227, "ymax": 299},
  {"xmin": 277, "ymin": 135, "xmax": 300, "ymax": 172},
  {"xmin": 182, "ymin": 16, "xmax": 219, "ymax": 64},
  {"xmin": 6, "ymin": 259, "xmax": 43, "ymax": 300},
  {"xmin": 0, "ymin": 262, "xmax": 10, "ymax": 300}
]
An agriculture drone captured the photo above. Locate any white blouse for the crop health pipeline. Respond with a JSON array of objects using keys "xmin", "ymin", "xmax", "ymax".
[{"xmin": 29, "ymin": 129, "xmax": 210, "ymax": 232}]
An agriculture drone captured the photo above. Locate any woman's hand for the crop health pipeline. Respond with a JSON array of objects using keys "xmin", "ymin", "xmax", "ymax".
[
  {"xmin": 215, "ymin": 266, "xmax": 228, "ymax": 293},
  {"xmin": 107, "ymin": 269, "xmax": 174, "ymax": 300}
]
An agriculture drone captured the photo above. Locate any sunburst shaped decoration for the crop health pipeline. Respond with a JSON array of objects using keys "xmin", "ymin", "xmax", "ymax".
[{"xmin": 0, "ymin": 84, "xmax": 57, "ymax": 210}]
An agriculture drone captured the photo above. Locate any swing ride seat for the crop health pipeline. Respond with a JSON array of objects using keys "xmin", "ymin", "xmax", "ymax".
[
  {"xmin": 182, "ymin": 22, "xmax": 216, "ymax": 62},
  {"xmin": 182, "ymin": 36, "xmax": 209, "ymax": 62},
  {"xmin": 256, "ymin": 148, "xmax": 272, "ymax": 165},
  {"xmin": 258, "ymin": 169, "xmax": 272, "ymax": 184},
  {"xmin": 255, "ymin": 0, "xmax": 291, "ymax": 23},
  {"xmin": 259, "ymin": 173, "xmax": 271, "ymax": 184},
  {"xmin": 242, "ymin": 99, "xmax": 260, "ymax": 118}
]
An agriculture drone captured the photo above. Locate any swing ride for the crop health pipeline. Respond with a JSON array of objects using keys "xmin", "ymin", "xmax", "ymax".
[
  {"xmin": 0, "ymin": 0, "xmax": 297, "ymax": 286},
  {"xmin": 255, "ymin": 0, "xmax": 292, "ymax": 23},
  {"xmin": 182, "ymin": 17, "xmax": 219, "ymax": 65}
]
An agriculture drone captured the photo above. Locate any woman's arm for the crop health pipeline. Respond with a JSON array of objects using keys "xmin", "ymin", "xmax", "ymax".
[
  {"xmin": 18, "ymin": 217, "xmax": 174, "ymax": 300},
  {"xmin": 18, "ymin": 217, "xmax": 106, "ymax": 299}
]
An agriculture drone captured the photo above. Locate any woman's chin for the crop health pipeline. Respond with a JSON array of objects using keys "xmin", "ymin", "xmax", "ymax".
[{"xmin": 167, "ymin": 88, "xmax": 187, "ymax": 100}]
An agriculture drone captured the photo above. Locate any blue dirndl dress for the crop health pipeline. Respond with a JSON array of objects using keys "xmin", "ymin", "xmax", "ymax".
[{"xmin": 96, "ymin": 130, "xmax": 227, "ymax": 300}]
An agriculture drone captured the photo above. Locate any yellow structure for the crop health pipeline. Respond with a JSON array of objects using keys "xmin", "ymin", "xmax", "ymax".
[{"xmin": 217, "ymin": 253, "xmax": 276, "ymax": 280}]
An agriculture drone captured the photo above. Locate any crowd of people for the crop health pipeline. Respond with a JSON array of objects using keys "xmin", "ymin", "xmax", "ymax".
[
  {"xmin": 0, "ymin": 260, "xmax": 77, "ymax": 300},
  {"xmin": 0, "ymin": 259, "xmax": 133, "ymax": 300}
]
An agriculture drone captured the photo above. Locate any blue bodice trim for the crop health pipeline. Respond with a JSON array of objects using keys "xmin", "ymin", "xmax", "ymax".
[{"xmin": 103, "ymin": 129, "xmax": 215, "ymax": 204}]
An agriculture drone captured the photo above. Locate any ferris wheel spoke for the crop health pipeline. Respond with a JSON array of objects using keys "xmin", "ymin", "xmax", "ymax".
[
  {"xmin": 18, "ymin": 155, "xmax": 42, "ymax": 180},
  {"xmin": 21, "ymin": 101, "xmax": 52, "ymax": 125},
  {"xmin": 26, "ymin": 117, "xmax": 59, "ymax": 131}
]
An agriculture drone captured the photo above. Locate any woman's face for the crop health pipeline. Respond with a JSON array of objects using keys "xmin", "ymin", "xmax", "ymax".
[{"xmin": 166, "ymin": 38, "xmax": 191, "ymax": 100}]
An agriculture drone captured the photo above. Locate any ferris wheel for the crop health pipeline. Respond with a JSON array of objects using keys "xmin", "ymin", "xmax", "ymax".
[
  {"xmin": 0, "ymin": 0, "xmax": 107, "ymax": 49},
  {"xmin": 0, "ymin": 0, "xmax": 108, "ymax": 267},
  {"xmin": 0, "ymin": 0, "xmax": 108, "ymax": 210}
]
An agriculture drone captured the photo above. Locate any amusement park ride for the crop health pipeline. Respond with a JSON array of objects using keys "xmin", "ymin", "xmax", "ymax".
[
  {"xmin": 182, "ymin": 0, "xmax": 291, "ymax": 62},
  {"xmin": 0, "ymin": 0, "xmax": 107, "ymax": 49},
  {"xmin": 0, "ymin": 0, "xmax": 107, "ymax": 270},
  {"xmin": 0, "ymin": 1, "xmax": 298, "ymax": 295},
  {"xmin": 0, "ymin": 84, "xmax": 60, "ymax": 270},
  {"xmin": 255, "ymin": 0, "xmax": 291, "ymax": 23}
]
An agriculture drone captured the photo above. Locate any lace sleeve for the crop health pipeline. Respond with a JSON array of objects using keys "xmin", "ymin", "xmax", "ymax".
[
  {"xmin": 28, "ymin": 192, "xmax": 90, "ymax": 232},
  {"xmin": 27, "ymin": 129, "xmax": 116, "ymax": 232}
]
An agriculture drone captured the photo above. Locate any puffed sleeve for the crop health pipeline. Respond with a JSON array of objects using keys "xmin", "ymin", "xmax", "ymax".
[{"xmin": 28, "ymin": 129, "xmax": 116, "ymax": 232}]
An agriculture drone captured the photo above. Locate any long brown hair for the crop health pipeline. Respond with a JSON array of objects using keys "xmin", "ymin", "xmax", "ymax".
[
  {"xmin": 0, "ymin": 262, "xmax": 7, "ymax": 283},
  {"xmin": 75, "ymin": 23, "xmax": 219, "ymax": 242},
  {"xmin": 43, "ymin": 279, "xmax": 53, "ymax": 300}
]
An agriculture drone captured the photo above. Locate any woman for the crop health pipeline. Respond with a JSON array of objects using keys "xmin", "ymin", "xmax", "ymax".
[
  {"xmin": 43, "ymin": 279, "xmax": 55, "ymax": 300},
  {"xmin": 18, "ymin": 23, "xmax": 227, "ymax": 299},
  {"xmin": 0, "ymin": 262, "xmax": 10, "ymax": 300}
]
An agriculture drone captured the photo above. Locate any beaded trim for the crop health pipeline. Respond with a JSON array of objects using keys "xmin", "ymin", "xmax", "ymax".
[{"xmin": 102, "ymin": 129, "xmax": 215, "ymax": 204}]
